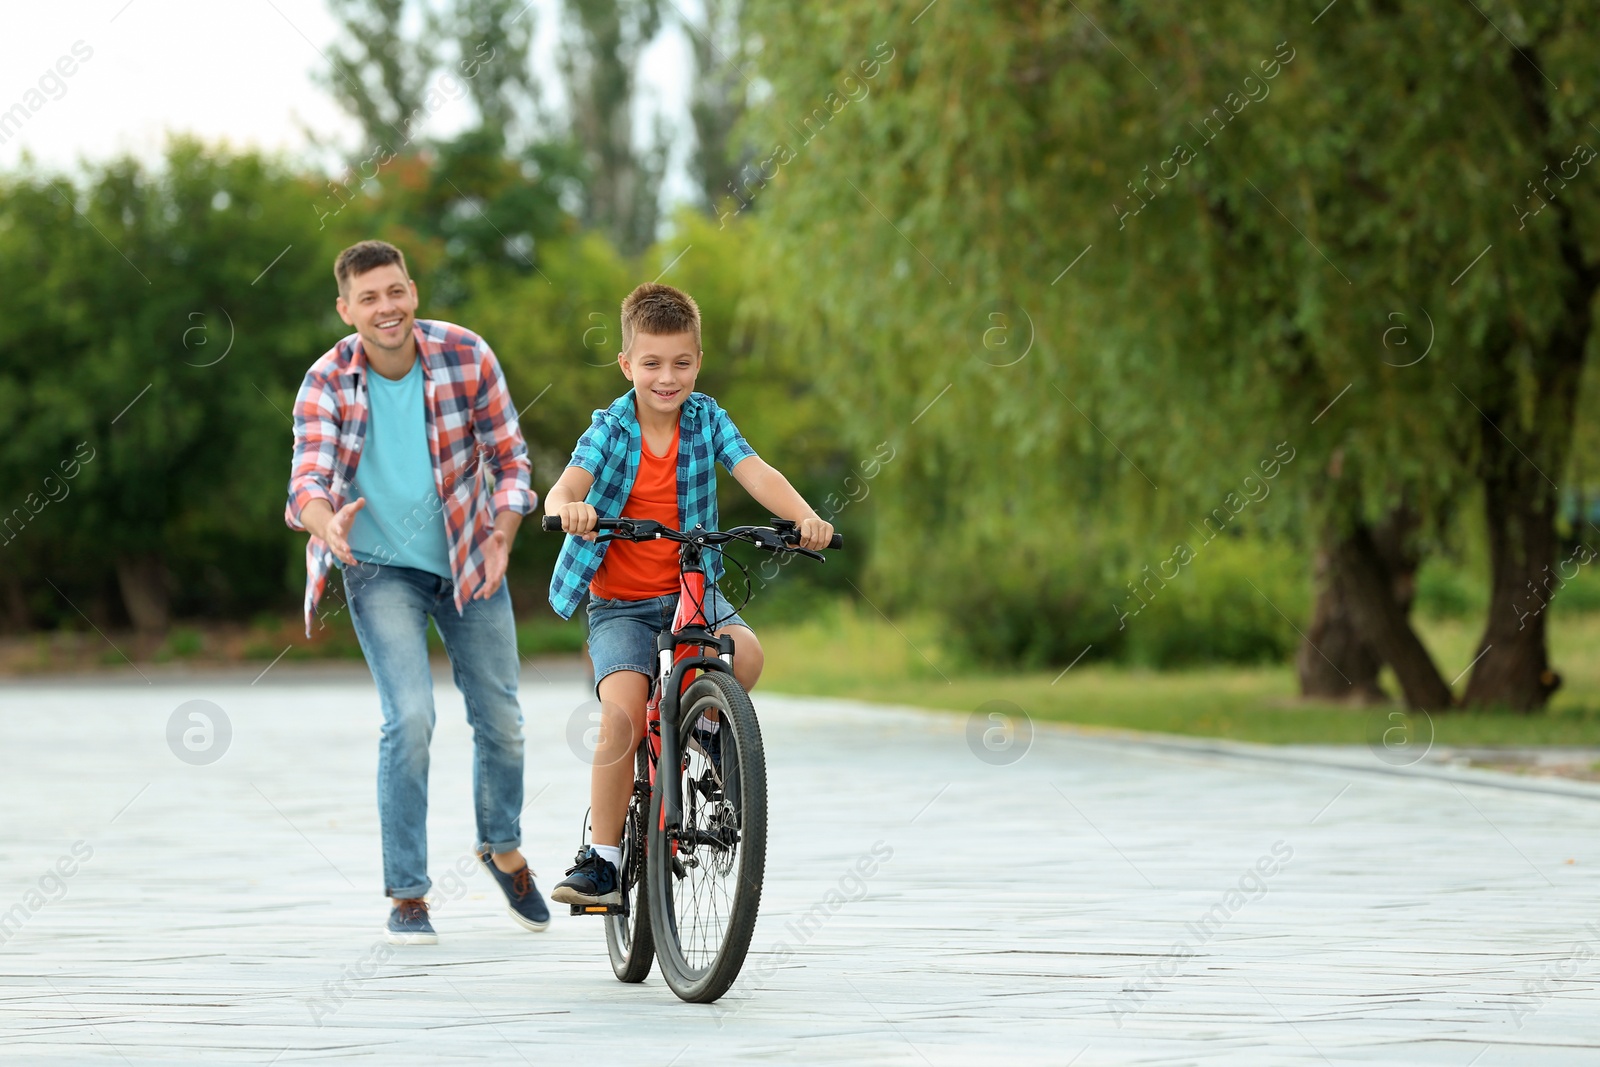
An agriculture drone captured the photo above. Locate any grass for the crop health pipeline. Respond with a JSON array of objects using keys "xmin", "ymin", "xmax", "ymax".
[{"xmin": 756, "ymin": 601, "xmax": 1600, "ymax": 746}]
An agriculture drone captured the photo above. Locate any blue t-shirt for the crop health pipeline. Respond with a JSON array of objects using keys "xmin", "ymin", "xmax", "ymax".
[{"xmin": 344, "ymin": 356, "xmax": 452, "ymax": 579}]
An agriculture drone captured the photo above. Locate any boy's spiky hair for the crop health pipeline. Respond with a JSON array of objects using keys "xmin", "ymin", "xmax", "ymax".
[
  {"xmin": 620, "ymin": 282, "xmax": 701, "ymax": 354},
  {"xmin": 335, "ymin": 240, "xmax": 409, "ymax": 296}
]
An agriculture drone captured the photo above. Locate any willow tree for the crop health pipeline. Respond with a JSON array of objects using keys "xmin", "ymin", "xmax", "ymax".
[{"xmin": 739, "ymin": 0, "xmax": 1600, "ymax": 709}]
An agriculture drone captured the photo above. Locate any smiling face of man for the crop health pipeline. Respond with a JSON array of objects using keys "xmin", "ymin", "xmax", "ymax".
[{"xmin": 337, "ymin": 263, "xmax": 418, "ymax": 356}]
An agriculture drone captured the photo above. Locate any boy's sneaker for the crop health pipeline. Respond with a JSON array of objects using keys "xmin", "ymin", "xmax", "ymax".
[
  {"xmin": 478, "ymin": 852, "xmax": 551, "ymax": 932},
  {"xmin": 692, "ymin": 721, "xmax": 740, "ymax": 812},
  {"xmin": 550, "ymin": 846, "xmax": 621, "ymax": 907},
  {"xmin": 386, "ymin": 899, "xmax": 437, "ymax": 945},
  {"xmin": 691, "ymin": 720, "xmax": 723, "ymax": 774}
]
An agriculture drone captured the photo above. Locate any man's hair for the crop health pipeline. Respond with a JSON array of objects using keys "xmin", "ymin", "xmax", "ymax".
[
  {"xmin": 335, "ymin": 240, "xmax": 409, "ymax": 296},
  {"xmin": 620, "ymin": 282, "xmax": 701, "ymax": 354}
]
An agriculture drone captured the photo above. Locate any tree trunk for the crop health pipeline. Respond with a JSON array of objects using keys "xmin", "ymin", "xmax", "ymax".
[
  {"xmin": 1462, "ymin": 448, "xmax": 1564, "ymax": 710},
  {"xmin": 1462, "ymin": 240, "xmax": 1589, "ymax": 710},
  {"xmin": 1462, "ymin": 43, "xmax": 1600, "ymax": 709},
  {"xmin": 1300, "ymin": 506, "xmax": 1423, "ymax": 704},
  {"xmin": 1298, "ymin": 544, "xmax": 1386, "ymax": 702},
  {"xmin": 0, "ymin": 572, "xmax": 29, "ymax": 633},
  {"xmin": 1330, "ymin": 521, "xmax": 1454, "ymax": 711},
  {"xmin": 115, "ymin": 552, "xmax": 170, "ymax": 634}
]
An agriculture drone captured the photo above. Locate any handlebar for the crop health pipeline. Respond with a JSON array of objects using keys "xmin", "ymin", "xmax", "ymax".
[{"xmin": 540, "ymin": 513, "xmax": 842, "ymax": 556}]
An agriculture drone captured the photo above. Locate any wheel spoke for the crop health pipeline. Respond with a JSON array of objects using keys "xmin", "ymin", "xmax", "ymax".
[
  {"xmin": 649, "ymin": 673, "xmax": 764, "ymax": 1000},
  {"xmin": 669, "ymin": 699, "xmax": 743, "ymax": 973}
]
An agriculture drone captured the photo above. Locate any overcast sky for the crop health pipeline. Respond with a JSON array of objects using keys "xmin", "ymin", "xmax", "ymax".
[{"xmin": 0, "ymin": 0, "xmax": 695, "ymax": 203}]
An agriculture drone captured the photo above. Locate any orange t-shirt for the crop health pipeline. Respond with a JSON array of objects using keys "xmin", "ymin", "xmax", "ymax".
[{"xmin": 589, "ymin": 425, "xmax": 681, "ymax": 600}]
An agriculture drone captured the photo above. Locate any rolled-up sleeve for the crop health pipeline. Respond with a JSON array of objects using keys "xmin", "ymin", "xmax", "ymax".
[
  {"xmin": 710, "ymin": 403, "xmax": 757, "ymax": 471},
  {"xmin": 285, "ymin": 371, "xmax": 340, "ymax": 531},
  {"xmin": 473, "ymin": 339, "xmax": 536, "ymax": 516},
  {"xmin": 568, "ymin": 410, "xmax": 609, "ymax": 476}
]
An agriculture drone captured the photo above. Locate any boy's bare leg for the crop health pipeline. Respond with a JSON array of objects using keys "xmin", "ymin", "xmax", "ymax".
[
  {"xmin": 589, "ymin": 629, "xmax": 762, "ymax": 845},
  {"xmin": 590, "ymin": 670, "xmax": 649, "ymax": 847},
  {"xmin": 716, "ymin": 624, "xmax": 763, "ymax": 691}
]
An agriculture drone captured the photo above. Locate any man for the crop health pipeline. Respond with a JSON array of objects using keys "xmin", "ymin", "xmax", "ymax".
[{"xmin": 284, "ymin": 239, "xmax": 548, "ymax": 944}]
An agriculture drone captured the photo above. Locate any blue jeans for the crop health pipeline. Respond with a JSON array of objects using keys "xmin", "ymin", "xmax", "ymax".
[
  {"xmin": 585, "ymin": 589, "xmax": 750, "ymax": 696},
  {"xmin": 344, "ymin": 562, "xmax": 525, "ymax": 899}
]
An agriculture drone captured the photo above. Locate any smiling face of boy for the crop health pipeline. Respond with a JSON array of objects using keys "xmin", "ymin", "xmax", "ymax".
[{"xmin": 620, "ymin": 330, "xmax": 700, "ymax": 421}]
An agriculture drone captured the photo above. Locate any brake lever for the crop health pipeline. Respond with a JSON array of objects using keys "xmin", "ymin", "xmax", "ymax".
[{"xmin": 744, "ymin": 529, "xmax": 789, "ymax": 552}]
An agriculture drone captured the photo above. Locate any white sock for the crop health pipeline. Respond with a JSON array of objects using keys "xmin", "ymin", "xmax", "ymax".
[
  {"xmin": 696, "ymin": 714, "xmax": 721, "ymax": 734},
  {"xmin": 593, "ymin": 844, "xmax": 622, "ymax": 871}
]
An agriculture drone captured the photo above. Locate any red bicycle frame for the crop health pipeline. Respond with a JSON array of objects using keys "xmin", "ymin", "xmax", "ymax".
[
  {"xmin": 644, "ymin": 545, "xmax": 737, "ymax": 836},
  {"xmin": 644, "ymin": 566, "xmax": 711, "ymax": 783}
]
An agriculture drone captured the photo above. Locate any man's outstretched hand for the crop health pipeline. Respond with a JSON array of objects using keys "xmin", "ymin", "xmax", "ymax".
[
  {"xmin": 474, "ymin": 512, "xmax": 521, "ymax": 600},
  {"xmin": 474, "ymin": 527, "xmax": 510, "ymax": 600},
  {"xmin": 301, "ymin": 497, "xmax": 365, "ymax": 566}
]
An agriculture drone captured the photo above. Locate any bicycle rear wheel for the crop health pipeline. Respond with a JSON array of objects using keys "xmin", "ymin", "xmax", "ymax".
[
  {"xmin": 605, "ymin": 744, "xmax": 655, "ymax": 982},
  {"xmin": 646, "ymin": 670, "xmax": 767, "ymax": 1003}
]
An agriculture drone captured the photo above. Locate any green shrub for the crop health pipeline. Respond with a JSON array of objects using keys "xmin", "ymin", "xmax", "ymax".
[
  {"xmin": 931, "ymin": 536, "xmax": 1128, "ymax": 670},
  {"xmin": 1414, "ymin": 558, "xmax": 1483, "ymax": 618},
  {"xmin": 165, "ymin": 627, "xmax": 204, "ymax": 658},
  {"xmin": 1552, "ymin": 558, "xmax": 1600, "ymax": 614},
  {"xmin": 920, "ymin": 524, "xmax": 1309, "ymax": 671},
  {"xmin": 1119, "ymin": 536, "xmax": 1306, "ymax": 667},
  {"xmin": 517, "ymin": 619, "xmax": 588, "ymax": 657}
]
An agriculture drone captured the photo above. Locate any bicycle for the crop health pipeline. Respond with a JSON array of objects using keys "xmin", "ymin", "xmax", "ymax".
[{"xmin": 540, "ymin": 514, "xmax": 842, "ymax": 1003}]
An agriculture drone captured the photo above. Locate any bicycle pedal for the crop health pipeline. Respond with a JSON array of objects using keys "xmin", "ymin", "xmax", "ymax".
[{"xmin": 570, "ymin": 903, "xmax": 628, "ymax": 916}]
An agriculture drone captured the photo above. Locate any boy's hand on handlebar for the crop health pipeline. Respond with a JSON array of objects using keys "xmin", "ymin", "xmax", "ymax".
[
  {"xmin": 556, "ymin": 501, "xmax": 600, "ymax": 541},
  {"xmin": 796, "ymin": 515, "xmax": 834, "ymax": 552}
]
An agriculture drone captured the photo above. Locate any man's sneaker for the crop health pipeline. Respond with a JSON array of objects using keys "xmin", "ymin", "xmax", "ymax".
[
  {"xmin": 387, "ymin": 898, "xmax": 437, "ymax": 945},
  {"xmin": 478, "ymin": 852, "xmax": 551, "ymax": 932},
  {"xmin": 550, "ymin": 846, "xmax": 621, "ymax": 907}
]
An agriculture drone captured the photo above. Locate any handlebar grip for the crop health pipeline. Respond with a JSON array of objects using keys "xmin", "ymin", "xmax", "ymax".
[
  {"xmin": 770, "ymin": 516, "xmax": 841, "ymax": 549},
  {"xmin": 541, "ymin": 514, "xmax": 563, "ymax": 532}
]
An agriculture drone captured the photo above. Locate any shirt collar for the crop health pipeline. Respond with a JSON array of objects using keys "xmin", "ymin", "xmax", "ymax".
[
  {"xmin": 348, "ymin": 321, "xmax": 433, "ymax": 382},
  {"xmin": 607, "ymin": 389, "xmax": 702, "ymax": 431}
]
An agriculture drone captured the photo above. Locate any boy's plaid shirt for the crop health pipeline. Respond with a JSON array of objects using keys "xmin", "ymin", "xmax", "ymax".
[
  {"xmin": 284, "ymin": 320, "xmax": 536, "ymax": 636},
  {"xmin": 547, "ymin": 390, "xmax": 757, "ymax": 620}
]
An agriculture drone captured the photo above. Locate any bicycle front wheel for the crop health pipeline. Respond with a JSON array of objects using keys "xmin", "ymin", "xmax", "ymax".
[
  {"xmin": 605, "ymin": 744, "xmax": 655, "ymax": 982},
  {"xmin": 646, "ymin": 670, "xmax": 767, "ymax": 1003}
]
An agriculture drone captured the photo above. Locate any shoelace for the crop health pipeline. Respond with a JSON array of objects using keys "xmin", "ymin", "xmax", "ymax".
[
  {"xmin": 511, "ymin": 866, "xmax": 534, "ymax": 898},
  {"xmin": 396, "ymin": 899, "xmax": 429, "ymax": 922},
  {"xmin": 563, "ymin": 849, "xmax": 603, "ymax": 877}
]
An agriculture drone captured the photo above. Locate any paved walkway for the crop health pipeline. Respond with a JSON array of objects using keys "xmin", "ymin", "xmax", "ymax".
[{"xmin": 2, "ymin": 664, "xmax": 1598, "ymax": 1064}]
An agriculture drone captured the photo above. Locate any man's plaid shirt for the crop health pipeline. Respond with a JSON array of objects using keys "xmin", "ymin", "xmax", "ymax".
[
  {"xmin": 547, "ymin": 390, "xmax": 757, "ymax": 620},
  {"xmin": 285, "ymin": 320, "xmax": 535, "ymax": 636}
]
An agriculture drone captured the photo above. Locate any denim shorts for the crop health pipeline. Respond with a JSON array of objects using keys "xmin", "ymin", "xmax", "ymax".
[{"xmin": 585, "ymin": 588, "xmax": 751, "ymax": 693}]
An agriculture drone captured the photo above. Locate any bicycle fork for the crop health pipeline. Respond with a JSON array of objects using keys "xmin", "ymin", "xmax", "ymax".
[{"xmin": 655, "ymin": 630, "xmax": 737, "ymax": 836}]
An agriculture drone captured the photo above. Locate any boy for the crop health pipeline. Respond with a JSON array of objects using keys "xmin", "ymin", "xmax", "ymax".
[
  {"xmin": 543, "ymin": 282, "xmax": 833, "ymax": 905},
  {"xmin": 286, "ymin": 240, "xmax": 549, "ymax": 944}
]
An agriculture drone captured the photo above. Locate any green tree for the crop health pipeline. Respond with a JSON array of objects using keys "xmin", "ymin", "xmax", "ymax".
[
  {"xmin": 448, "ymin": 0, "xmax": 540, "ymax": 145},
  {"xmin": 319, "ymin": 0, "xmax": 442, "ymax": 152},
  {"xmin": 0, "ymin": 141, "xmax": 338, "ymax": 632},
  {"xmin": 684, "ymin": 0, "xmax": 753, "ymax": 213},
  {"xmin": 559, "ymin": 0, "xmax": 667, "ymax": 253},
  {"xmin": 738, "ymin": 0, "xmax": 1600, "ymax": 709}
]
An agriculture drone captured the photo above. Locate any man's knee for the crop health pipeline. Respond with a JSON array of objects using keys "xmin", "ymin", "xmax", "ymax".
[
  {"xmin": 472, "ymin": 702, "xmax": 525, "ymax": 751},
  {"xmin": 381, "ymin": 701, "xmax": 435, "ymax": 760}
]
